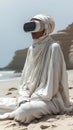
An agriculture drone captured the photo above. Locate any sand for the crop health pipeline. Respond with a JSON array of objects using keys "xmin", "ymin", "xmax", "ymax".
[{"xmin": 0, "ymin": 70, "xmax": 73, "ymax": 130}]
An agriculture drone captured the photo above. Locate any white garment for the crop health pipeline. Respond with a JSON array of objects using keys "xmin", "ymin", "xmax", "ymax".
[
  {"xmin": 18, "ymin": 36, "xmax": 70, "ymax": 106},
  {"xmin": 0, "ymin": 36, "xmax": 73, "ymax": 123},
  {"xmin": 32, "ymin": 14, "xmax": 55, "ymax": 34}
]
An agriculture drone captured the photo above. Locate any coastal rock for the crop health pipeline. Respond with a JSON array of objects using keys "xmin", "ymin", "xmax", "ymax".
[
  {"xmin": 3, "ymin": 48, "xmax": 28, "ymax": 72},
  {"xmin": 51, "ymin": 23, "xmax": 73, "ymax": 69},
  {"xmin": 1, "ymin": 23, "xmax": 73, "ymax": 71}
]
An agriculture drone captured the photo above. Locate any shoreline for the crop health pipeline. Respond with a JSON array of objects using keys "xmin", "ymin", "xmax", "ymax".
[
  {"xmin": 0, "ymin": 77, "xmax": 20, "ymax": 82},
  {"xmin": 0, "ymin": 70, "xmax": 21, "ymax": 81},
  {"xmin": 0, "ymin": 69, "xmax": 72, "ymax": 81}
]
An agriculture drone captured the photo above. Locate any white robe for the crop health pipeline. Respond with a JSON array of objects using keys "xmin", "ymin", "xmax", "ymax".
[{"xmin": 0, "ymin": 36, "xmax": 72, "ymax": 123}]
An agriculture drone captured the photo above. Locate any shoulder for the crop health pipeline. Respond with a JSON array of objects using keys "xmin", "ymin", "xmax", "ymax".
[
  {"xmin": 51, "ymin": 42, "xmax": 60, "ymax": 48},
  {"xmin": 27, "ymin": 46, "xmax": 33, "ymax": 53},
  {"xmin": 48, "ymin": 42, "xmax": 62, "ymax": 55},
  {"xmin": 50, "ymin": 42, "xmax": 61, "ymax": 51},
  {"xmin": 29, "ymin": 46, "xmax": 32, "ymax": 50}
]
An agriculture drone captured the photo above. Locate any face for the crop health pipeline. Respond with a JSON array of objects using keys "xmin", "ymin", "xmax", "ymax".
[{"xmin": 30, "ymin": 18, "xmax": 45, "ymax": 39}]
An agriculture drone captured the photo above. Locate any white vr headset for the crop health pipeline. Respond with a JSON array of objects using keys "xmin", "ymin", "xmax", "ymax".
[{"xmin": 23, "ymin": 20, "xmax": 41, "ymax": 33}]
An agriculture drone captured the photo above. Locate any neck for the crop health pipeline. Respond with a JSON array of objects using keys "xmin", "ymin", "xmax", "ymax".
[{"xmin": 32, "ymin": 35, "xmax": 51, "ymax": 45}]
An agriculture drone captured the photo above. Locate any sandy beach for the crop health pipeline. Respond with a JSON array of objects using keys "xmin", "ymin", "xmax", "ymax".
[{"xmin": 0, "ymin": 70, "xmax": 73, "ymax": 130}]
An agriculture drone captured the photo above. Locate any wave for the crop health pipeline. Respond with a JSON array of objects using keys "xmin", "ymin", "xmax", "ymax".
[{"xmin": 0, "ymin": 71, "xmax": 21, "ymax": 81}]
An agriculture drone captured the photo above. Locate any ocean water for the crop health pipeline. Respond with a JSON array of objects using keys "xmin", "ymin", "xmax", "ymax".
[{"xmin": 0, "ymin": 70, "xmax": 21, "ymax": 81}]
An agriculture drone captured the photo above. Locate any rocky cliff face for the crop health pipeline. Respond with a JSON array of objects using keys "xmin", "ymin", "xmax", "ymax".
[
  {"xmin": 3, "ymin": 48, "xmax": 28, "ymax": 72},
  {"xmin": 1, "ymin": 23, "xmax": 73, "ymax": 71},
  {"xmin": 52, "ymin": 23, "xmax": 73, "ymax": 69}
]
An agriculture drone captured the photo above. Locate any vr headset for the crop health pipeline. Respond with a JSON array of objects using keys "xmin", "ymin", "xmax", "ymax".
[{"xmin": 23, "ymin": 20, "xmax": 41, "ymax": 33}]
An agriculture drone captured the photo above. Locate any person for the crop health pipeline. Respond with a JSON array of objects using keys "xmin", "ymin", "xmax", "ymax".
[{"xmin": 0, "ymin": 14, "xmax": 73, "ymax": 123}]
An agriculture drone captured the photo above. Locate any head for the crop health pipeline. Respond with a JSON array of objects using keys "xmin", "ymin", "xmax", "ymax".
[
  {"xmin": 23, "ymin": 14, "xmax": 55, "ymax": 39},
  {"xmin": 30, "ymin": 18, "xmax": 45, "ymax": 39}
]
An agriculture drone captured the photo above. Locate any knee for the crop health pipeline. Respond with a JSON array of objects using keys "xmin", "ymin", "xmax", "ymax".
[{"xmin": 14, "ymin": 103, "xmax": 33, "ymax": 123}]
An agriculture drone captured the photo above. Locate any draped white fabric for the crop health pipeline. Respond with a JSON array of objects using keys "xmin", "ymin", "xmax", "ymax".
[
  {"xmin": 18, "ymin": 36, "xmax": 72, "ymax": 108},
  {"xmin": 0, "ymin": 14, "xmax": 73, "ymax": 123},
  {"xmin": 32, "ymin": 14, "xmax": 55, "ymax": 34},
  {"xmin": 0, "ymin": 36, "xmax": 73, "ymax": 123}
]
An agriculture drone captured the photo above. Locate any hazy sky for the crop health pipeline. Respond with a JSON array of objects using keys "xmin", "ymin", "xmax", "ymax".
[{"xmin": 0, "ymin": 0, "xmax": 73, "ymax": 67}]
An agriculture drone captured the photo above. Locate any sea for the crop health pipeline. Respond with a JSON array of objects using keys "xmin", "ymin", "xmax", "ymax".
[{"xmin": 0, "ymin": 70, "xmax": 21, "ymax": 81}]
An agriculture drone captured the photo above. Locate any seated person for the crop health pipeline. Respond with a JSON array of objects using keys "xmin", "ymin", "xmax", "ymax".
[{"xmin": 0, "ymin": 14, "xmax": 73, "ymax": 123}]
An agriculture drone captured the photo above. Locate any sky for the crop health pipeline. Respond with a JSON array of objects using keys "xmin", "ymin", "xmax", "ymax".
[{"xmin": 0, "ymin": 0, "xmax": 73, "ymax": 67}]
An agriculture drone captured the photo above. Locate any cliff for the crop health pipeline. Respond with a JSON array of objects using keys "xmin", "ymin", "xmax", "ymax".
[
  {"xmin": 2, "ymin": 48, "xmax": 28, "ymax": 72},
  {"xmin": 51, "ymin": 23, "xmax": 73, "ymax": 69},
  {"xmin": 1, "ymin": 23, "xmax": 73, "ymax": 71}
]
